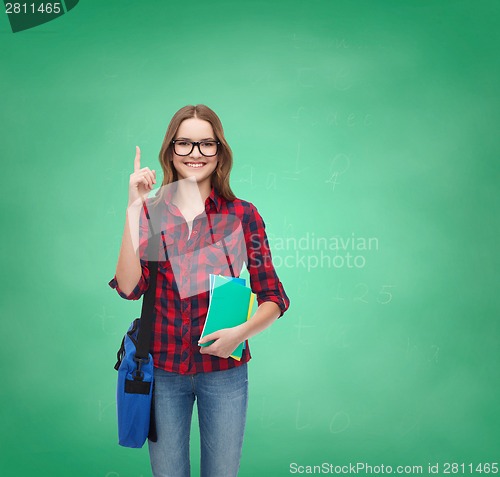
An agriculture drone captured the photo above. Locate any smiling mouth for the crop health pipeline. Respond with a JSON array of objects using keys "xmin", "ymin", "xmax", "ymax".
[{"xmin": 184, "ymin": 162, "xmax": 206, "ymax": 168}]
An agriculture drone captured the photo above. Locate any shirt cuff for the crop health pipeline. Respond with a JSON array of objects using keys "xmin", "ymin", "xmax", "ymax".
[
  {"xmin": 256, "ymin": 294, "xmax": 286, "ymax": 318},
  {"xmin": 108, "ymin": 274, "xmax": 146, "ymax": 300}
]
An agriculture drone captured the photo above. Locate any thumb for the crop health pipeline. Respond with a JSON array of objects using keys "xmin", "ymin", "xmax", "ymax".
[
  {"xmin": 134, "ymin": 145, "xmax": 141, "ymax": 172},
  {"xmin": 199, "ymin": 332, "xmax": 218, "ymax": 344}
]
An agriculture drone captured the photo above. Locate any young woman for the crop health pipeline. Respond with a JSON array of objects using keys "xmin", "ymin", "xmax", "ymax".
[{"xmin": 109, "ymin": 104, "xmax": 290, "ymax": 477}]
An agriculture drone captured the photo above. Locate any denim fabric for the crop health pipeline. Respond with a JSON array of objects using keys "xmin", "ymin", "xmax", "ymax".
[{"xmin": 148, "ymin": 363, "xmax": 248, "ymax": 477}]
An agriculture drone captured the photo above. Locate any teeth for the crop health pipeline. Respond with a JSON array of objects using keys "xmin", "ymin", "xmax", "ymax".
[{"xmin": 185, "ymin": 163, "xmax": 205, "ymax": 168}]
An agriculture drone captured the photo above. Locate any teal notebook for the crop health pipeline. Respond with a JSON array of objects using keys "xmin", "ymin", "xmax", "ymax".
[
  {"xmin": 199, "ymin": 274, "xmax": 253, "ymax": 360},
  {"xmin": 213, "ymin": 275, "xmax": 247, "ymax": 350}
]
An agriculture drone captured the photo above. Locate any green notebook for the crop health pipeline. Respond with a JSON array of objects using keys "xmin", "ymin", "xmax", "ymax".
[{"xmin": 199, "ymin": 274, "xmax": 254, "ymax": 360}]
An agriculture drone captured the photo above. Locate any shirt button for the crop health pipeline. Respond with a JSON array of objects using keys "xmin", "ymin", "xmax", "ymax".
[{"xmin": 192, "ymin": 230, "xmax": 198, "ymax": 235}]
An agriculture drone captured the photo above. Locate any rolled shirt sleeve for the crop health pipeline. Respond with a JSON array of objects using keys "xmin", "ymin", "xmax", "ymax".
[
  {"xmin": 245, "ymin": 203, "xmax": 290, "ymax": 318},
  {"xmin": 108, "ymin": 260, "xmax": 150, "ymax": 300}
]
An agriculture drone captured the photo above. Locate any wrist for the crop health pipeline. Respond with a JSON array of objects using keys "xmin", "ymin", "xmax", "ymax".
[
  {"xmin": 127, "ymin": 199, "xmax": 143, "ymax": 212},
  {"xmin": 235, "ymin": 321, "xmax": 250, "ymax": 343}
]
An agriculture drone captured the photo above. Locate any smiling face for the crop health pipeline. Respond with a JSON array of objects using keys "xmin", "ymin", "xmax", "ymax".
[{"xmin": 171, "ymin": 117, "xmax": 218, "ymax": 189}]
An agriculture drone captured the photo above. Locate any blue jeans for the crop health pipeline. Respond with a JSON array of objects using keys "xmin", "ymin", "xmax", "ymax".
[{"xmin": 148, "ymin": 363, "xmax": 249, "ymax": 477}]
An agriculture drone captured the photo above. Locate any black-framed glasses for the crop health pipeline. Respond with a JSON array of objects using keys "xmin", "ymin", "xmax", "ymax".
[{"xmin": 172, "ymin": 139, "xmax": 220, "ymax": 157}]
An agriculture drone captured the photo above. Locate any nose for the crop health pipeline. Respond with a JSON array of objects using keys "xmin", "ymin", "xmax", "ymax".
[{"xmin": 190, "ymin": 143, "xmax": 203, "ymax": 159}]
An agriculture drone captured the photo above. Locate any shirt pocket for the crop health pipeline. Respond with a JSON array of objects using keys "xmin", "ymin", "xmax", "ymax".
[
  {"xmin": 198, "ymin": 236, "xmax": 228, "ymax": 275},
  {"xmin": 201, "ymin": 230, "xmax": 246, "ymax": 277}
]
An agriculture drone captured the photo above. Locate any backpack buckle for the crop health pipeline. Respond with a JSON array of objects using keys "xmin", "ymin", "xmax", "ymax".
[{"xmin": 132, "ymin": 356, "xmax": 150, "ymax": 381}]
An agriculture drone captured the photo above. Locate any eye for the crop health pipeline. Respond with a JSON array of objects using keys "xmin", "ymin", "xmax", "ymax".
[{"xmin": 177, "ymin": 141, "xmax": 190, "ymax": 146}]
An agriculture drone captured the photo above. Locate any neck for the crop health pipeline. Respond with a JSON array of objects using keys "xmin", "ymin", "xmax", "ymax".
[{"xmin": 172, "ymin": 178, "xmax": 212, "ymax": 211}]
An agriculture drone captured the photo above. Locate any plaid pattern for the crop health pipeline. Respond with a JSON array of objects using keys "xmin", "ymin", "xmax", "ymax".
[{"xmin": 109, "ymin": 186, "xmax": 290, "ymax": 374}]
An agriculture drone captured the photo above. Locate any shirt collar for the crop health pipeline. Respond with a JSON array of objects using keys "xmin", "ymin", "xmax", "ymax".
[{"xmin": 208, "ymin": 185, "xmax": 221, "ymax": 213}]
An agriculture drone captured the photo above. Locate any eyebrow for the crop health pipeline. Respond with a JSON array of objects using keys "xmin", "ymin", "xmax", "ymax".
[{"xmin": 176, "ymin": 137, "xmax": 216, "ymax": 141}]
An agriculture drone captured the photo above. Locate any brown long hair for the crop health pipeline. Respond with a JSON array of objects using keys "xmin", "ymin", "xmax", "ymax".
[{"xmin": 152, "ymin": 104, "xmax": 237, "ymax": 206}]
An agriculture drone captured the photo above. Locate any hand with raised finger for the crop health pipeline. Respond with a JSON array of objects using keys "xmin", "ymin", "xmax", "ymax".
[{"xmin": 128, "ymin": 146, "xmax": 156, "ymax": 206}]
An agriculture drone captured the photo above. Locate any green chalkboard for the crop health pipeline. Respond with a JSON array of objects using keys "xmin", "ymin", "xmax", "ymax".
[{"xmin": 1, "ymin": 0, "xmax": 499, "ymax": 476}]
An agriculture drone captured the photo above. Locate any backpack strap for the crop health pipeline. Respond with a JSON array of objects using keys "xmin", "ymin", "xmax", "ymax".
[
  {"xmin": 114, "ymin": 335, "xmax": 126, "ymax": 371},
  {"xmin": 134, "ymin": 201, "xmax": 163, "ymax": 362}
]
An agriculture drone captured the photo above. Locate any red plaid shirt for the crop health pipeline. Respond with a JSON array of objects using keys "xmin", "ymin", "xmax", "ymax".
[{"xmin": 109, "ymin": 185, "xmax": 290, "ymax": 375}]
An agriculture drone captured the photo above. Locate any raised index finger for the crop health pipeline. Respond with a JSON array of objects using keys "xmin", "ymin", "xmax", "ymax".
[{"xmin": 134, "ymin": 146, "xmax": 141, "ymax": 172}]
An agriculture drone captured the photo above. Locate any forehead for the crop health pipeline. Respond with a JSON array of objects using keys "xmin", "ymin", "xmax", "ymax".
[{"xmin": 176, "ymin": 117, "xmax": 214, "ymax": 138}]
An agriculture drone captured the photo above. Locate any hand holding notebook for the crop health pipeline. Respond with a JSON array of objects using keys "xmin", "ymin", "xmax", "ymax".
[{"xmin": 198, "ymin": 274, "xmax": 256, "ymax": 360}]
